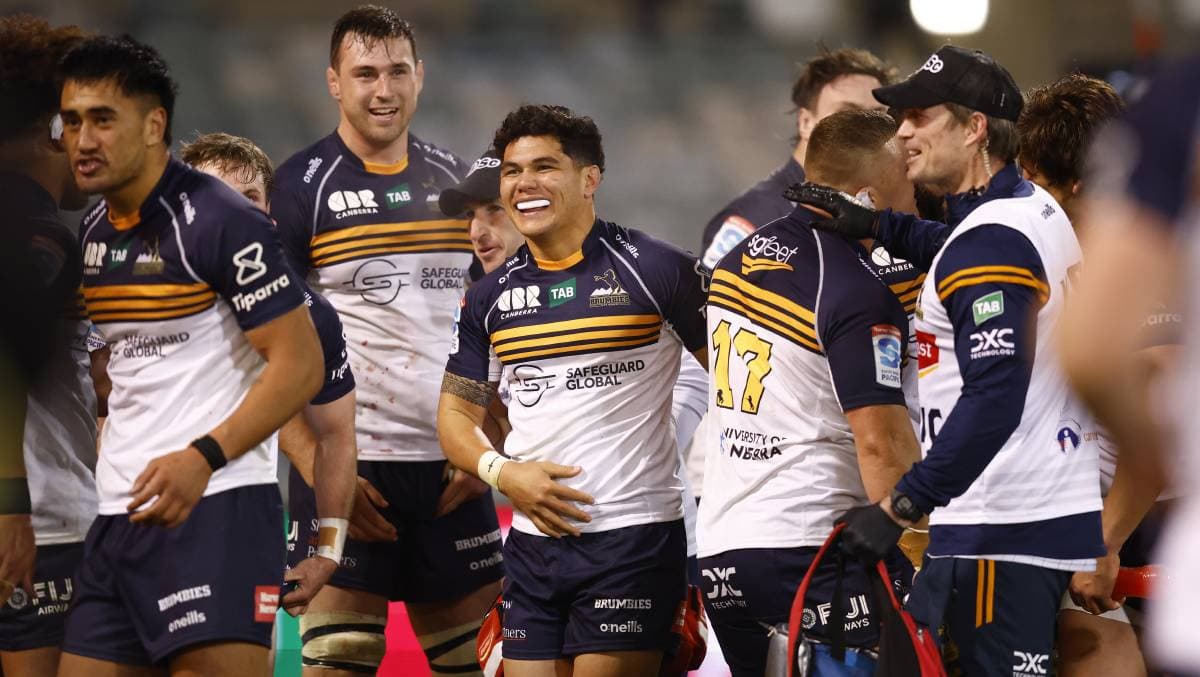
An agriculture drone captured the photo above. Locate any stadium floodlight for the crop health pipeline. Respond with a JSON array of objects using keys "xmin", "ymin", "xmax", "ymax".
[{"xmin": 910, "ymin": 0, "xmax": 989, "ymax": 35}]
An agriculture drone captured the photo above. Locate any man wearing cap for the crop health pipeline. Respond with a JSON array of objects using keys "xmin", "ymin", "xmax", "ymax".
[{"xmin": 805, "ymin": 46, "xmax": 1103, "ymax": 676}]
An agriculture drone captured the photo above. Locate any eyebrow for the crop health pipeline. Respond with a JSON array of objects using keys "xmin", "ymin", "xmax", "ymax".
[{"xmin": 62, "ymin": 105, "xmax": 119, "ymax": 117}]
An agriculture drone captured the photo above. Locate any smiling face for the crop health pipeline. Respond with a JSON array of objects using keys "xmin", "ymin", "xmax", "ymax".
[
  {"xmin": 327, "ymin": 34, "xmax": 423, "ymax": 151},
  {"xmin": 499, "ymin": 135, "xmax": 601, "ymax": 241},
  {"xmin": 466, "ymin": 198, "xmax": 525, "ymax": 274},
  {"xmin": 895, "ymin": 104, "xmax": 979, "ymax": 194},
  {"xmin": 59, "ymin": 77, "xmax": 166, "ymax": 197}
]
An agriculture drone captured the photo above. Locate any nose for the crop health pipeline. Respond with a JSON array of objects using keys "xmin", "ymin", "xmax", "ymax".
[
  {"xmin": 469, "ymin": 215, "xmax": 487, "ymax": 242},
  {"xmin": 76, "ymin": 121, "xmax": 100, "ymax": 151},
  {"xmin": 896, "ymin": 118, "xmax": 915, "ymax": 139}
]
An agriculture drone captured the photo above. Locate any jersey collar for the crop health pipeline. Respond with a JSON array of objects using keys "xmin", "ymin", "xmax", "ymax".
[
  {"xmin": 106, "ymin": 157, "xmax": 185, "ymax": 231},
  {"xmin": 529, "ymin": 218, "xmax": 604, "ymax": 271},
  {"xmin": 331, "ymin": 130, "xmax": 414, "ymax": 175},
  {"xmin": 945, "ymin": 162, "xmax": 1030, "ymax": 226}
]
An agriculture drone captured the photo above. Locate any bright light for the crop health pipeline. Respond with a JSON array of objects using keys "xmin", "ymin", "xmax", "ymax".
[{"xmin": 910, "ymin": 0, "xmax": 989, "ymax": 35}]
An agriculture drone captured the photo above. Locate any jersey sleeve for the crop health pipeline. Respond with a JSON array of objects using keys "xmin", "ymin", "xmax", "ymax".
[
  {"xmin": 635, "ymin": 233, "xmax": 710, "ymax": 353},
  {"xmin": 445, "ymin": 290, "xmax": 494, "ymax": 382},
  {"xmin": 873, "ymin": 210, "xmax": 952, "ymax": 272},
  {"xmin": 268, "ymin": 184, "xmax": 314, "ymax": 277},
  {"xmin": 700, "ymin": 211, "xmax": 756, "ymax": 270},
  {"xmin": 307, "ymin": 291, "xmax": 355, "ymax": 405},
  {"xmin": 895, "ymin": 224, "xmax": 1047, "ymax": 513},
  {"xmin": 190, "ymin": 202, "xmax": 307, "ymax": 332},
  {"xmin": 816, "ymin": 243, "xmax": 909, "ymax": 412}
]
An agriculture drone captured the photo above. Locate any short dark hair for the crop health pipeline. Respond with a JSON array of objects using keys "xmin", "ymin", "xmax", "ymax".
[
  {"xmin": 1017, "ymin": 74, "xmax": 1124, "ymax": 188},
  {"xmin": 791, "ymin": 47, "xmax": 897, "ymax": 111},
  {"xmin": 946, "ymin": 102, "xmax": 1019, "ymax": 166},
  {"xmin": 804, "ymin": 109, "xmax": 899, "ymax": 188},
  {"xmin": 0, "ymin": 15, "xmax": 85, "ymax": 143},
  {"xmin": 330, "ymin": 5, "xmax": 418, "ymax": 68},
  {"xmin": 492, "ymin": 104, "xmax": 605, "ymax": 172},
  {"xmin": 179, "ymin": 132, "xmax": 274, "ymax": 195},
  {"xmin": 59, "ymin": 35, "xmax": 179, "ymax": 145}
]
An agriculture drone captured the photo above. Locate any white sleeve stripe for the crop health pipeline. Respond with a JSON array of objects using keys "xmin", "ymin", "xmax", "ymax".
[
  {"xmin": 311, "ymin": 155, "xmax": 343, "ymax": 238},
  {"xmin": 158, "ymin": 196, "xmax": 205, "ymax": 284},
  {"xmin": 81, "ymin": 205, "xmax": 108, "ymax": 244},
  {"xmin": 812, "ymin": 230, "xmax": 846, "ymax": 411},
  {"xmin": 600, "ymin": 239, "xmax": 662, "ymax": 316},
  {"xmin": 424, "ymin": 156, "xmax": 460, "ymax": 183}
]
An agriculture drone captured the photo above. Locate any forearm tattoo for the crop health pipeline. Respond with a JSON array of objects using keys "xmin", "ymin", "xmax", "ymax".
[{"xmin": 440, "ymin": 372, "xmax": 496, "ymax": 408}]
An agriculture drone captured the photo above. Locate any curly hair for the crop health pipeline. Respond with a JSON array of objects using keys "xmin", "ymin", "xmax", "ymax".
[
  {"xmin": 179, "ymin": 132, "xmax": 274, "ymax": 195},
  {"xmin": 330, "ymin": 5, "xmax": 418, "ymax": 68},
  {"xmin": 1017, "ymin": 74, "xmax": 1124, "ymax": 188},
  {"xmin": 59, "ymin": 35, "xmax": 179, "ymax": 144},
  {"xmin": 491, "ymin": 104, "xmax": 605, "ymax": 172},
  {"xmin": 0, "ymin": 14, "xmax": 86, "ymax": 142}
]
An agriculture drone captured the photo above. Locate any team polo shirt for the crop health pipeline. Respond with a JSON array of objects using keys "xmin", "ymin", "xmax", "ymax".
[
  {"xmin": 446, "ymin": 219, "xmax": 709, "ymax": 536},
  {"xmin": 80, "ymin": 158, "xmax": 306, "ymax": 514},
  {"xmin": 272, "ymin": 132, "xmax": 469, "ymax": 462},
  {"xmin": 696, "ymin": 207, "xmax": 910, "ymax": 556}
]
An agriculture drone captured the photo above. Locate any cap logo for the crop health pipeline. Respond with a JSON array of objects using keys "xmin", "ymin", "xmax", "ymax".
[
  {"xmin": 467, "ymin": 156, "xmax": 501, "ymax": 177},
  {"xmin": 921, "ymin": 54, "xmax": 944, "ymax": 74}
]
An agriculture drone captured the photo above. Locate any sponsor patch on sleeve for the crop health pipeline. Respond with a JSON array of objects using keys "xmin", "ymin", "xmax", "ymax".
[
  {"xmin": 701, "ymin": 215, "xmax": 756, "ymax": 269},
  {"xmin": 871, "ymin": 324, "xmax": 903, "ymax": 388},
  {"xmin": 971, "ymin": 290, "xmax": 1004, "ymax": 325}
]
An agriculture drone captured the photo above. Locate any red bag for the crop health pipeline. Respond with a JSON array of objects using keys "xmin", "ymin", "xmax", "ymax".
[
  {"xmin": 660, "ymin": 584, "xmax": 709, "ymax": 676},
  {"xmin": 785, "ymin": 524, "xmax": 946, "ymax": 677}
]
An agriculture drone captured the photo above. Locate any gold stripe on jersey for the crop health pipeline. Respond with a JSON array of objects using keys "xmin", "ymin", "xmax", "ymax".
[
  {"xmin": 490, "ymin": 314, "xmax": 662, "ymax": 364},
  {"xmin": 740, "ymin": 254, "xmax": 794, "ymax": 275},
  {"xmin": 709, "ymin": 271, "xmax": 820, "ymax": 353},
  {"xmin": 309, "ymin": 220, "xmax": 472, "ymax": 267},
  {"xmin": 936, "ymin": 265, "xmax": 1049, "ymax": 302},
  {"xmin": 890, "ymin": 274, "xmax": 926, "ymax": 314},
  {"xmin": 83, "ymin": 282, "xmax": 216, "ymax": 323}
]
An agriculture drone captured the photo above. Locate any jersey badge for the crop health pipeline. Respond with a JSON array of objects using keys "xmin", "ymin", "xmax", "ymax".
[
  {"xmin": 971, "ymin": 290, "xmax": 1004, "ymax": 325},
  {"xmin": 702, "ymin": 215, "xmax": 755, "ymax": 269},
  {"xmin": 549, "ymin": 277, "xmax": 577, "ymax": 308},
  {"xmin": 871, "ymin": 324, "xmax": 903, "ymax": 388},
  {"xmin": 589, "ymin": 269, "xmax": 630, "ymax": 307}
]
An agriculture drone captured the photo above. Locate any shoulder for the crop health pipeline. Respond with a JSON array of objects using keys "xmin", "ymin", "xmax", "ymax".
[
  {"xmin": 722, "ymin": 174, "xmax": 793, "ymax": 228},
  {"xmin": 166, "ymin": 165, "xmax": 275, "ymax": 241},
  {"xmin": 813, "ymin": 231, "xmax": 889, "ymax": 303},
  {"xmin": 79, "ymin": 199, "xmax": 110, "ymax": 241},
  {"xmin": 601, "ymin": 221, "xmax": 692, "ymax": 264},
  {"xmin": 410, "ymin": 134, "xmax": 465, "ymax": 180},
  {"xmin": 274, "ymin": 135, "xmax": 342, "ymax": 192}
]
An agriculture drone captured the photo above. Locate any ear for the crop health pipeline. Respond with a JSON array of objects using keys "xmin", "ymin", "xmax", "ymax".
[
  {"xmin": 1070, "ymin": 180, "xmax": 1082, "ymax": 196},
  {"xmin": 964, "ymin": 111, "xmax": 988, "ymax": 148},
  {"xmin": 327, "ymin": 66, "xmax": 341, "ymax": 100},
  {"xmin": 581, "ymin": 165, "xmax": 602, "ymax": 199},
  {"xmin": 797, "ymin": 107, "xmax": 816, "ymax": 145},
  {"xmin": 144, "ymin": 106, "xmax": 167, "ymax": 147},
  {"xmin": 413, "ymin": 59, "xmax": 425, "ymax": 97}
]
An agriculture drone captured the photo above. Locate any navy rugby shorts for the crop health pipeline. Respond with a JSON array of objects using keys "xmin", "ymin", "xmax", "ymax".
[{"xmin": 0, "ymin": 542, "xmax": 83, "ymax": 651}]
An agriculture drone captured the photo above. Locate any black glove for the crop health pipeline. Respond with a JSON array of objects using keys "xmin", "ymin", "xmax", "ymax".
[
  {"xmin": 836, "ymin": 504, "xmax": 904, "ymax": 561},
  {"xmin": 783, "ymin": 182, "xmax": 880, "ymax": 240}
]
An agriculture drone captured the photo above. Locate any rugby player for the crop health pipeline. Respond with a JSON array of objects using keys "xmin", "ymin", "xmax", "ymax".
[
  {"xmin": 270, "ymin": 7, "xmax": 502, "ymax": 674},
  {"xmin": 56, "ymin": 36, "xmax": 323, "ymax": 675},
  {"xmin": 1059, "ymin": 55, "xmax": 1200, "ymax": 675},
  {"xmin": 438, "ymin": 104, "xmax": 709, "ymax": 677},
  {"xmin": 809, "ymin": 46, "xmax": 1104, "ymax": 676},
  {"xmin": 179, "ymin": 132, "xmax": 359, "ymax": 616},
  {"xmin": 439, "ymin": 149, "xmax": 707, "ymax": 578},
  {"xmin": 697, "ymin": 109, "xmax": 921, "ymax": 677},
  {"xmin": 0, "ymin": 16, "xmax": 99, "ymax": 677}
]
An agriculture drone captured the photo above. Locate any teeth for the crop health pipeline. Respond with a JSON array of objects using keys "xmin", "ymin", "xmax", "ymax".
[
  {"xmin": 371, "ymin": 108, "xmax": 397, "ymax": 115},
  {"xmin": 516, "ymin": 199, "xmax": 550, "ymax": 211}
]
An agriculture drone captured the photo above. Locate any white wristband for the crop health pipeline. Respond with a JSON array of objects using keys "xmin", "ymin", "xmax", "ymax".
[
  {"xmin": 477, "ymin": 451, "xmax": 510, "ymax": 490},
  {"xmin": 315, "ymin": 517, "xmax": 349, "ymax": 564}
]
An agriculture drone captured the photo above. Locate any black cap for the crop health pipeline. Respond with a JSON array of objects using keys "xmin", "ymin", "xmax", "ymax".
[
  {"xmin": 438, "ymin": 149, "xmax": 501, "ymax": 217},
  {"xmin": 873, "ymin": 45, "xmax": 1023, "ymax": 122}
]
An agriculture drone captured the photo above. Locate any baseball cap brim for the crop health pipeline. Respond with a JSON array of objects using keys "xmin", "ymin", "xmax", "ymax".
[
  {"xmin": 872, "ymin": 79, "xmax": 948, "ymax": 112},
  {"xmin": 438, "ymin": 165, "xmax": 501, "ymax": 217}
]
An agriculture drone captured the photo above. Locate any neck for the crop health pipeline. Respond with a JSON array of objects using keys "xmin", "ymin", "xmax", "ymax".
[
  {"xmin": 947, "ymin": 152, "xmax": 992, "ymax": 196},
  {"xmin": 106, "ymin": 147, "xmax": 169, "ymax": 217},
  {"xmin": 337, "ymin": 120, "xmax": 409, "ymax": 165},
  {"xmin": 527, "ymin": 207, "xmax": 596, "ymax": 263}
]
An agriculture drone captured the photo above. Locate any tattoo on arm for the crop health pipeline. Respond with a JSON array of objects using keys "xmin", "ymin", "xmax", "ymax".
[{"xmin": 440, "ymin": 372, "xmax": 496, "ymax": 408}]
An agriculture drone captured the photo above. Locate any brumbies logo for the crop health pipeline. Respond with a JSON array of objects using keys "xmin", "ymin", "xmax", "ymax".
[{"xmin": 589, "ymin": 269, "xmax": 630, "ymax": 307}]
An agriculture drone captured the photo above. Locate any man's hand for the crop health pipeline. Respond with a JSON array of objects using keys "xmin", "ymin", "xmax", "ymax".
[
  {"xmin": 435, "ymin": 464, "xmax": 489, "ymax": 518},
  {"xmin": 0, "ymin": 514, "xmax": 34, "ymax": 605},
  {"xmin": 282, "ymin": 556, "xmax": 339, "ymax": 616},
  {"xmin": 348, "ymin": 476, "xmax": 397, "ymax": 542},
  {"xmin": 784, "ymin": 182, "xmax": 881, "ymax": 239},
  {"xmin": 127, "ymin": 447, "xmax": 213, "ymax": 528},
  {"xmin": 1069, "ymin": 550, "xmax": 1122, "ymax": 615},
  {"xmin": 498, "ymin": 462, "xmax": 594, "ymax": 538},
  {"xmin": 836, "ymin": 502, "xmax": 904, "ymax": 561}
]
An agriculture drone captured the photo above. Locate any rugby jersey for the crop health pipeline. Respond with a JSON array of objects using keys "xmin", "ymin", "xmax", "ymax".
[
  {"xmin": 272, "ymin": 132, "xmax": 469, "ymax": 462},
  {"xmin": 447, "ymin": 220, "xmax": 709, "ymax": 536},
  {"xmin": 696, "ymin": 207, "xmax": 911, "ymax": 556},
  {"xmin": 80, "ymin": 159, "xmax": 306, "ymax": 514},
  {"xmin": 894, "ymin": 165, "xmax": 1103, "ymax": 569}
]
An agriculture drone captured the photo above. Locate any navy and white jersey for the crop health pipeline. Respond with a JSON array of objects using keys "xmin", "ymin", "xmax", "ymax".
[
  {"xmin": 302, "ymin": 284, "xmax": 354, "ymax": 405},
  {"xmin": 447, "ymin": 220, "xmax": 708, "ymax": 536},
  {"xmin": 894, "ymin": 164, "xmax": 1103, "ymax": 570},
  {"xmin": 80, "ymin": 159, "xmax": 306, "ymax": 514},
  {"xmin": 700, "ymin": 158, "xmax": 806, "ymax": 270},
  {"xmin": 272, "ymin": 132, "xmax": 470, "ymax": 462},
  {"xmin": 697, "ymin": 208, "xmax": 911, "ymax": 556}
]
